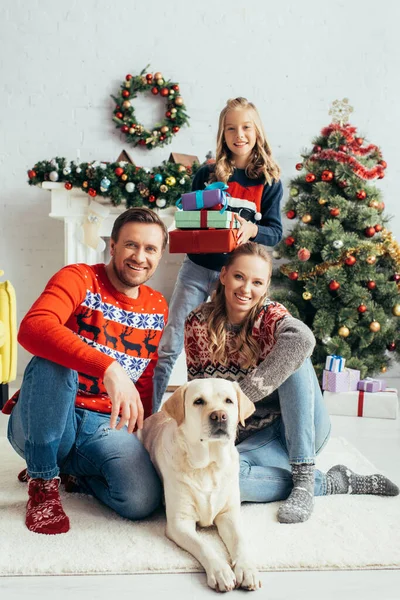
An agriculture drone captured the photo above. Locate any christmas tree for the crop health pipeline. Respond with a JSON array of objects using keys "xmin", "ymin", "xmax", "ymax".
[{"xmin": 271, "ymin": 99, "xmax": 400, "ymax": 380}]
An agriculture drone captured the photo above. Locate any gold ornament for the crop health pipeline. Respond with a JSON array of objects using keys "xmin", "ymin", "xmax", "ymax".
[
  {"xmin": 318, "ymin": 198, "xmax": 328, "ymax": 205},
  {"xmin": 302, "ymin": 214, "xmax": 312, "ymax": 224},
  {"xmin": 82, "ymin": 181, "xmax": 88, "ymax": 188},
  {"xmin": 122, "ymin": 100, "xmax": 131, "ymax": 109},
  {"xmin": 156, "ymin": 78, "xmax": 164, "ymax": 85},
  {"xmin": 392, "ymin": 304, "xmax": 400, "ymax": 317},
  {"xmin": 328, "ymin": 98, "xmax": 354, "ymax": 126},
  {"xmin": 165, "ymin": 176, "xmax": 176, "ymax": 186},
  {"xmin": 369, "ymin": 320, "xmax": 381, "ymax": 332},
  {"xmin": 338, "ymin": 326, "xmax": 350, "ymax": 337},
  {"xmin": 171, "ymin": 107, "xmax": 177, "ymax": 114},
  {"xmin": 160, "ymin": 126, "xmax": 169, "ymax": 134},
  {"xmin": 160, "ymin": 184, "xmax": 168, "ymax": 193},
  {"xmin": 290, "ymin": 187, "xmax": 299, "ymax": 197},
  {"xmin": 175, "ymin": 97, "xmax": 184, "ymax": 106},
  {"xmin": 154, "ymin": 72, "xmax": 163, "ymax": 80},
  {"xmin": 303, "ymin": 291, "xmax": 312, "ymax": 300},
  {"xmin": 369, "ymin": 200, "xmax": 379, "ymax": 209},
  {"xmin": 121, "ymin": 174, "xmax": 128, "ymax": 181},
  {"xmin": 178, "ymin": 165, "xmax": 186, "ymax": 173},
  {"xmin": 380, "ymin": 366, "xmax": 387, "ymax": 373},
  {"xmin": 366, "ymin": 255, "xmax": 376, "ymax": 265},
  {"xmin": 128, "ymin": 127, "xmax": 135, "ymax": 134}
]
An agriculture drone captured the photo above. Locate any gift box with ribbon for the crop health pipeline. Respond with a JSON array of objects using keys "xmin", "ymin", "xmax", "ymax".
[
  {"xmin": 323, "ymin": 388, "xmax": 398, "ymax": 419},
  {"xmin": 169, "ymin": 228, "xmax": 239, "ymax": 254},
  {"xmin": 175, "ymin": 209, "xmax": 239, "ymax": 230},
  {"xmin": 322, "ymin": 367, "xmax": 360, "ymax": 392},
  {"xmin": 325, "ymin": 354, "xmax": 346, "ymax": 373},
  {"xmin": 357, "ymin": 377, "xmax": 387, "ymax": 393},
  {"xmin": 176, "ymin": 182, "xmax": 229, "ymax": 212}
]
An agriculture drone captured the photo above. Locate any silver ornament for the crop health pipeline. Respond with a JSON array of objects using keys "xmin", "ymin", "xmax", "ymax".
[
  {"xmin": 125, "ymin": 182, "xmax": 135, "ymax": 193},
  {"xmin": 63, "ymin": 167, "xmax": 71, "ymax": 175},
  {"xmin": 272, "ymin": 250, "xmax": 281, "ymax": 259},
  {"xmin": 333, "ymin": 240, "xmax": 343, "ymax": 249},
  {"xmin": 49, "ymin": 170, "xmax": 59, "ymax": 182},
  {"xmin": 76, "ymin": 167, "xmax": 82, "ymax": 174},
  {"xmin": 322, "ymin": 336, "xmax": 332, "ymax": 345},
  {"xmin": 156, "ymin": 198, "xmax": 166, "ymax": 208},
  {"xmin": 179, "ymin": 178, "xmax": 186, "ymax": 185}
]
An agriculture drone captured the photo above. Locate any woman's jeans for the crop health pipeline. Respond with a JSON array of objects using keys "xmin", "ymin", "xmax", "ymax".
[
  {"xmin": 152, "ymin": 256, "xmax": 220, "ymax": 412},
  {"xmin": 238, "ymin": 358, "xmax": 331, "ymax": 503},
  {"xmin": 7, "ymin": 356, "xmax": 162, "ymax": 520}
]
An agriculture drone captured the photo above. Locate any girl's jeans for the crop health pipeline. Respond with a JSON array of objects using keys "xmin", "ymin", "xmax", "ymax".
[
  {"xmin": 152, "ymin": 256, "xmax": 220, "ymax": 412},
  {"xmin": 238, "ymin": 358, "xmax": 331, "ymax": 502},
  {"xmin": 7, "ymin": 356, "xmax": 162, "ymax": 520}
]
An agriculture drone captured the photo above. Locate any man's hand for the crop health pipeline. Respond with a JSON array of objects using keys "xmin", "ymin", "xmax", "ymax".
[
  {"xmin": 235, "ymin": 215, "xmax": 258, "ymax": 245},
  {"xmin": 103, "ymin": 361, "xmax": 144, "ymax": 433}
]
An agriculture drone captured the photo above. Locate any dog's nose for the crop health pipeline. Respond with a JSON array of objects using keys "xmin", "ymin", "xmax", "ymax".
[{"xmin": 209, "ymin": 410, "xmax": 228, "ymax": 424}]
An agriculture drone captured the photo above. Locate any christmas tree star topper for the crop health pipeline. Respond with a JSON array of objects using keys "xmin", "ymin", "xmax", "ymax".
[{"xmin": 328, "ymin": 98, "xmax": 354, "ymax": 126}]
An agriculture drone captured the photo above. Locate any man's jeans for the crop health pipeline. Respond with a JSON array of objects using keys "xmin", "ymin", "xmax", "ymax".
[
  {"xmin": 238, "ymin": 358, "xmax": 331, "ymax": 502},
  {"xmin": 152, "ymin": 256, "xmax": 220, "ymax": 412},
  {"xmin": 8, "ymin": 357, "xmax": 162, "ymax": 520}
]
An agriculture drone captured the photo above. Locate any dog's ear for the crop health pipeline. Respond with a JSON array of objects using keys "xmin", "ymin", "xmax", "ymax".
[
  {"xmin": 233, "ymin": 382, "xmax": 255, "ymax": 426},
  {"xmin": 161, "ymin": 384, "xmax": 187, "ymax": 426}
]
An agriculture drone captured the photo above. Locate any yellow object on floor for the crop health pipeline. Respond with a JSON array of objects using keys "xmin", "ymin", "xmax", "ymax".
[{"xmin": 0, "ymin": 270, "xmax": 17, "ymax": 384}]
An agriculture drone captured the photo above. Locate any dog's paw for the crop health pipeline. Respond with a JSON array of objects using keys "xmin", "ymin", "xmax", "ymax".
[
  {"xmin": 206, "ymin": 560, "xmax": 236, "ymax": 592},
  {"xmin": 234, "ymin": 561, "xmax": 261, "ymax": 591}
]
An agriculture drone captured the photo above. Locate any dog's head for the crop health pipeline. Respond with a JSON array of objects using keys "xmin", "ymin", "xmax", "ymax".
[{"xmin": 162, "ymin": 379, "xmax": 255, "ymax": 443}]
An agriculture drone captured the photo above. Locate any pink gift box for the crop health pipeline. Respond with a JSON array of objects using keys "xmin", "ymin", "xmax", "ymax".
[
  {"xmin": 357, "ymin": 378, "xmax": 387, "ymax": 392},
  {"xmin": 322, "ymin": 368, "xmax": 360, "ymax": 392},
  {"xmin": 323, "ymin": 388, "xmax": 398, "ymax": 419}
]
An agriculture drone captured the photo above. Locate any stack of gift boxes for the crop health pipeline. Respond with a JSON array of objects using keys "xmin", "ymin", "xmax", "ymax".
[
  {"xmin": 169, "ymin": 183, "xmax": 240, "ymax": 254},
  {"xmin": 322, "ymin": 355, "xmax": 398, "ymax": 419}
]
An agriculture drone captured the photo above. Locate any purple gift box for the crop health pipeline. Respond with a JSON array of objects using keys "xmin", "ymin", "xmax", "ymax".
[
  {"xmin": 357, "ymin": 378, "xmax": 387, "ymax": 392},
  {"xmin": 177, "ymin": 189, "xmax": 225, "ymax": 211},
  {"xmin": 322, "ymin": 368, "xmax": 360, "ymax": 392}
]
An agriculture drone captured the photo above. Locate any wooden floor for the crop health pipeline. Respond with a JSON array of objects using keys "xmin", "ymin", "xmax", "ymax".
[{"xmin": 1, "ymin": 386, "xmax": 400, "ymax": 600}]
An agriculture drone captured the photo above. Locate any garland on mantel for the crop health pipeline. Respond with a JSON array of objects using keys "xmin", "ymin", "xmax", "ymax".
[{"xmin": 27, "ymin": 157, "xmax": 201, "ymax": 209}]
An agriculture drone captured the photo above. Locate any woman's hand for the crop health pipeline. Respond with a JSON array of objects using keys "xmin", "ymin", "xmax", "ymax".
[
  {"xmin": 235, "ymin": 215, "xmax": 258, "ymax": 245},
  {"xmin": 103, "ymin": 361, "xmax": 144, "ymax": 433}
]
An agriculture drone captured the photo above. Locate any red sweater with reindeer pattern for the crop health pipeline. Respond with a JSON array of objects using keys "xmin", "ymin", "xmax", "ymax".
[{"xmin": 15, "ymin": 263, "xmax": 168, "ymax": 418}]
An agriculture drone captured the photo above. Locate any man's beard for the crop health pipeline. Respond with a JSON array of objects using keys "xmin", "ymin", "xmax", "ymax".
[{"xmin": 112, "ymin": 258, "xmax": 146, "ymax": 288}]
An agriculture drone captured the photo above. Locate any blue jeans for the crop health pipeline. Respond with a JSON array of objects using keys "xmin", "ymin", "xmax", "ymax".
[
  {"xmin": 152, "ymin": 256, "xmax": 220, "ymax": 412},
  {"xmin": 7, "ymin": 357, "xmax": 162, "ymax": 520},
  {"xmin": 238, "ymin": 358, "xmax": 331, "ymax": 502}
]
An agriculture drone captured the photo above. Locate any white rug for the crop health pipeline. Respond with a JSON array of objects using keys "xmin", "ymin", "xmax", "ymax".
[{"xmin": 1, "ymin": 436, "xmax": 400, "ymax": 576}]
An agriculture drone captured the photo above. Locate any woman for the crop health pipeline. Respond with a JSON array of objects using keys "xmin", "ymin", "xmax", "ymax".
[{"xmin": 184, "ymin": 242, "xmax": 398, "ymax": 523}]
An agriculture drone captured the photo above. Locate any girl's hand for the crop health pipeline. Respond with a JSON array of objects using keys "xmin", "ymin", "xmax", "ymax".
[{"xmin": 235, "ymin": 215, "xmax": 258, "ymax": 245}]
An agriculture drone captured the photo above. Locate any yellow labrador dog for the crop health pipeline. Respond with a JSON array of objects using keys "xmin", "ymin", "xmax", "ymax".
[{"xmin": 140, "ymin": 378, "xmax": 261, "ymax": 592}]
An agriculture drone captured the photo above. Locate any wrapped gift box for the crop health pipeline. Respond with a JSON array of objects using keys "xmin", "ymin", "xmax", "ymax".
[
  {"xmin": 175, "ymin": 210, "xmax": 239, "ymax": 229},
  {"xmin": 169, "ymin": 228, "xmax": 238, "ymax": 254},
  {"xmin": 357, "ymin": 377, "xmax": 387, "ymax": 392},
  {"xmin": 323, "ymin": 388, "xmax": 398, "ymax": 419},
  {"xmin": 325, "ymin": 354, "xmax": 346, "ymax": 373},
  {"xmin": 176, "ymin": 184, "xmax": 228, "ymax": 211},
  {"xmin": 322, "ymin": 368, "xmax": 360, "ymax": 392}
]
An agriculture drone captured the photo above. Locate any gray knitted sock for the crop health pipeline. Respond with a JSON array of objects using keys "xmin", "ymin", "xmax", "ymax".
[
  {"xmin": 326, "ymin": 465, "xmax": 399, "ymax": 496},
  {"xmin": 277, "ymin": 463, "xmax": 315, "ymax": 524}
]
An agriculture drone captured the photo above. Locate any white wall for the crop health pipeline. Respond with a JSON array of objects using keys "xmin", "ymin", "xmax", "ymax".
[{"xmin": 1, "ymin": 0, "xmax": 399, "ymax": 377}]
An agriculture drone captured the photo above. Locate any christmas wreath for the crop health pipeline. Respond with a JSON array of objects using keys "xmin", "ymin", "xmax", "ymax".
[
  {"xmin": 112, "ymin": 66, "xmax": 190, "ymax": 150},
  {"xmin": 27, "ymin": 157, "xmax": 200, "ymax": 209}
]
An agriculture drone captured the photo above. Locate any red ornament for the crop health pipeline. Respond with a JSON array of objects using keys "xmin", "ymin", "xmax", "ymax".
[
  {"xmin": 313, "ymin": 145, "xmax": 321, "ymax": 152},
  {"xmin": 330, "ymin": 208, "xmax": 340, "ymax": 217},
  {"xmin": 366, "ymin": 280, "xmax": 376, "ymax": 290},
  {"xmin": 115, "ymin": 112, "xmax": 123, "ymax": 119},
  {"xmin": 88, "ymin": 188, "xmax": 97, "ymax": 197},
  {"xmin": 391, "ymin": 273, "xmax": 400, "ymax": 283},
  {"xmin": 64, "ymin": 182, "xmax": 72, "ymax": 190},
  {"xmin": 378, "ymin": 172, "xmax": 385, "ymax": 179},
  {"xmin": 286, "ymin": 210, "xmax": 296, "ymax": 219},
  {"xmin": 159, "ymin": 135, "xmax": 166, "ymax": 141},
  {"xmin": 387, "ymin": 342, "xmax": 396, "ymax": 352},
  {"xmin": 338, "ymin": 180, "xmax": 347, "ymax": 188},
  {"xmin": 165, "ymin": 111, "xmax": 172, "ymax": 118},
  {"xmin": 288, "ymin": 271, "xmax": 299, "ymax": 280},
  {"xmin": 339, "ymin": 145, "xmax": 347, "ymax": 152},
  {"xmin": 149, "ymin": 195, "xmax": 156, "ymax": 203},
  {"xmin": 356, "ymin": 190, "xmax": 367, "ymax": 200},
  {"xmin": 121, "ymin": 125, "xmax": 129, "ymax": 133},
  {"xmin": 329, "ymin": 280, "xmax": 340, "ymax": 292},
  {"xmin": 358, "ymin": 304, "xmax": 367, "ymax": 313},
  {"xmin": 122, "ymin": 90, "xmax": 130, "ymax": 98},
  {"xmin": 284, "ymin": 236, "xmax": 295, "ymax": 246},
  {"xmin": 115, "ymin": 167, "xmax": 124, "ymax": 176},
  {"xmin": 295, "ymin": 163, "xmax": 303, "ymax": 171},
  {"xmin": 172, "ymin": 126, "xmax": 180, "ymax": 133},
  {"xmin": 146, "ymin": 73, "xmax": 153, "ymax": 81},
  {"xmin": 374, "ymin": 224, "xmax": 383, "ymax": 232},
  {"xmin": 160, "ymin": 88, "xmax": 169, "ymax": 97},
  {"xmin": 355, "ymin": 137, "xmax": 364, "ymax": 146},
  {"xmin": 297, "ymin": 248, "xmax": 311, "ymax": 262},
  {"xmin": 139, "ymin": 139, "xmax": 147, "ymax": 146},
  {"xmin": 28, "ymin": 169, "xmax": 37, "ymax": 179},
  {"xmin": 172, "ymin": 84, "xmax": 179, "ymax": 91},
  {"xmin": 365, "ymin": 226, "xmax": 376, "ymax": 238},
  {"xmin": 379, "ymin": 160, "xmax": 387, "ymax": 169},
  {"xmin": 345, "ymin": 255, "xmax": 357, "ymax": 266},
  {"xmin": 125, "ymin": 74, "xmax": 132, "ymax": 81},
  {"xmin": 321, "ymin": 170, "xmax": 334, "ymax": 182},
  {"xmin": 305, "ymin": 173, "xmax": 316, "ymax": 183},
  {"xmin": 151, "ymin": 87, "xmax": 159, "ymax": 95}
]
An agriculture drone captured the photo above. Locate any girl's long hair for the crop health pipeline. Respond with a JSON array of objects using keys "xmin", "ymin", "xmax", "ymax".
[
  {"xmin": 205, "ymin": 242, "xmax": 273, "ymax": 369},
  {"xmin": 212, "ymin": 97, "xmax": 281, "ymax": 185}
]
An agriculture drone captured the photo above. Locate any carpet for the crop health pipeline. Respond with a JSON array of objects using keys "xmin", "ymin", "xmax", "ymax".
[{"xmin": 1, "ymin": 436, "xmax": 399, "ymax": 576}]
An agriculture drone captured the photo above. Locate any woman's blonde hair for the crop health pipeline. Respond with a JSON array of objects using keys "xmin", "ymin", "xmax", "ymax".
[
  {"xmin": 212, "ymin": 97, "xmax": 281, "ymax": 185},
  {"xmin": 205, "ymin": 242, "xmax": 273, "ymax": 369}
]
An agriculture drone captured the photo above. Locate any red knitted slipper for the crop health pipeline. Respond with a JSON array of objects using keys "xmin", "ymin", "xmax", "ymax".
[
  {"xmin": 26, "ymin": 478, "xmax": 70, "ymax": 535},
  {"xmin": 18, "ymin": 469, "xmax": 81, "ymax": 493},
  {"xmin": 18, "ymin": 468, "xmax": 29, "ymax": 482}
]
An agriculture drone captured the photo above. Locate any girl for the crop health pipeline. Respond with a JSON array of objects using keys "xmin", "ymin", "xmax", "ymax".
[
  {"xmin": 153, "ymin": 97, "xmax": 283, "ymax": 411},
  {"xmin": 184, "ymin": 242, "xmax": 399, "ymax": 523}
]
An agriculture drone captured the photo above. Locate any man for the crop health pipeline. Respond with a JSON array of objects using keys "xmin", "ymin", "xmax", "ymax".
[{"xmin": 2, "ymin": 208, "xmax": 168, "ymax": 535}]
